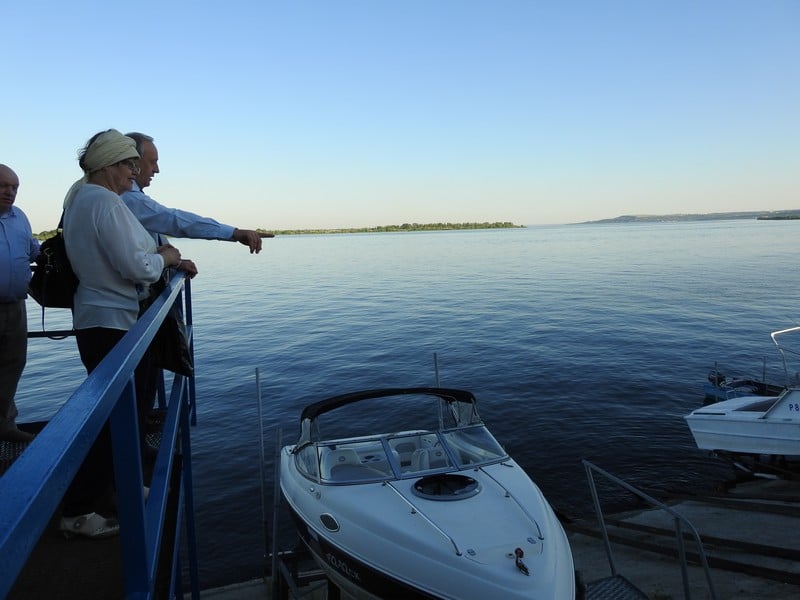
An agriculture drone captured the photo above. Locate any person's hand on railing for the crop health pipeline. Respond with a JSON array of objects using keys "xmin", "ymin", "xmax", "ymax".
[
  {"xmin": 157, "ymin": 244, "xmax": 181, "ymax": 267},
  {"xmin": 177, "ymin": 259, "xmax": 198, "ymax": 279}
]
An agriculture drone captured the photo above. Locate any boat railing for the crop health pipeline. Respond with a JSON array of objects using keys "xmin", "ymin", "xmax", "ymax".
[
  {"xmin": 479, "ymin": 465, "xmax": 544, "ymax": 540},
  {"xmin": 770, "ymin": 326, "xmax": 800, "ymax": 387},
  {"xmin": 0, "ymin": 272, "xmax": 200, "ymax": 599},
  {"xmin": 582, "ymin": 459, "xmax": 717, "ymax": 600}
]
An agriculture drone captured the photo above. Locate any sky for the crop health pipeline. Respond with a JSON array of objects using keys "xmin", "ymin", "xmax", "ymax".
[{"xmin": 3, "ymin": 1, "xmax": 798, "ymax": 233}]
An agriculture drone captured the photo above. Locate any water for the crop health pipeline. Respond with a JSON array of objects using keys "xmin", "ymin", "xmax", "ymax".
[{"xmin": 19, "ymin": 219, "xmax": 800, "ymax": 587}]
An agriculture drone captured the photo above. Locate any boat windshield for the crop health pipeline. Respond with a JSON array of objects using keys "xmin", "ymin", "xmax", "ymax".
[{"xmin": 294, "ymin": 425, "xmax": 508, "ymax": 484}]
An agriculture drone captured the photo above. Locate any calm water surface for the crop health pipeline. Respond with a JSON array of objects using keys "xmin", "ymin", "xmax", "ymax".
[{"xmin": 20, "ymin": 220, "xmax": 800, "ymax": 587}]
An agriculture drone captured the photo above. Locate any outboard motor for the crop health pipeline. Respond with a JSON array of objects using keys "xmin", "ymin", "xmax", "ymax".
[{"xmin": 708, "ymin": 369, "xmax": 726, "ymax": 386}]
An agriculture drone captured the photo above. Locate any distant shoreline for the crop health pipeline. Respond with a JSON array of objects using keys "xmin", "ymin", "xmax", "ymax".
[{"xmin": 582, "ymin": 210, "xmax": 800, "ymax": 224}]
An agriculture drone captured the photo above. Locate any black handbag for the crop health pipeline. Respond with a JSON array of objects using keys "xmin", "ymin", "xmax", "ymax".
[
  {"xmin": 142, "ymin": 276, "xmax": 194, "ymax": 377},
  {"xmin": 28, "ymin": 213, "xmax": 79, "ymax": 309},
  {"xmin": 154, "ymin": 303, "xmax": 194, "ymax": 377}
]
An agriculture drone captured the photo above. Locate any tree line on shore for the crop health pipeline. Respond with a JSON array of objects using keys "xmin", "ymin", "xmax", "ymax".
[
  {"xmin": 259, "ymin": 221, "xmax": 524, "ymax": 236},
  {"xmin": 33, "ymin": 221, "xmax": 523, "ymax": 241}
]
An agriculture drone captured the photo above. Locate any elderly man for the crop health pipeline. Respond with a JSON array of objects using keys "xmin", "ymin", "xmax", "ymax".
[
  {"xmin": 0, "ymin": 164, "xmax": 40, "ymax": 443},
  {"xmin": 122, "ymin": 132, "xmax": 271, "ymax": 253}
]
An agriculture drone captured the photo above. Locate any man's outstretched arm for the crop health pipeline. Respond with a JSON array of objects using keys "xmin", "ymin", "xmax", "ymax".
[{"xmin": 233, "ymin": 228, "xmax": 274, "ymax": 254}]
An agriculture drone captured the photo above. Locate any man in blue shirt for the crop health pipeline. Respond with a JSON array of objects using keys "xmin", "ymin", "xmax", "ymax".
[
  {"xmin": 0, "ymin": 164, "xmax": 40, "ymax": 443},
  {"xmin": 121, "ymin": 132, "xmax": 271, "ymax": 253}
]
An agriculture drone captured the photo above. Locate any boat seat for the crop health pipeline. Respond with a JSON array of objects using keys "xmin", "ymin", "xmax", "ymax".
[
  {"xmin": 411, "ymin": 448, "xmax": 430, "ymax": 471},
  {"xmin": 429, "ymin": 448, "xmax": 448, "ymax": 468},
  {"xmin": 411, "ymin": 448, "xmax": 449, "ymax": 471},
  {"xmin": 321, "ymin": 448, "xmax": 362, "ymax": 480},
  {"xmin": 391, "ymin": 440, "xmax": 419, "ymax": 465}
]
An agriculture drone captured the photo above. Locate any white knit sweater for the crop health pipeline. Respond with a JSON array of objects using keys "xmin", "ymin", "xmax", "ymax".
[{"xmin": 64, "ymin": 184, "xmax": 165, "ymax": 330}]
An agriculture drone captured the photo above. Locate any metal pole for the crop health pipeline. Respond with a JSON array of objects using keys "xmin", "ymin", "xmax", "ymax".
[
  {"xmin": 674, "ymin": 517, "xmax": 691, "ymax": 600},
  {"xmin": 434, "ymin": 353, "xmax": 443, "ymax": 429},
  {"xmin": 583, "ymin": 461, "xmax": 617, "ymax": 576},
  {"xmin": 271, "ymin": 429, "xmax": 283, "ymax": 599},
  {"xmin": 256, "ymin": 368, "xmax": 269, "ymax": 575}
]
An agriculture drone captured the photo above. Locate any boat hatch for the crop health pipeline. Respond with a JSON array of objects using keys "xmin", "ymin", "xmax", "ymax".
[{"xmin": 412, "ymin": 474, "xmax": 480, "ymax": 501}]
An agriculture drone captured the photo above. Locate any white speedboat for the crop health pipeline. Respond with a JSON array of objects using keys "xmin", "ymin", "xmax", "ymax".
[
  {"xmin": 686, "ymin": 325, "xmax": 800, "ymax": 457},
  {"xmin": 685, "ymin": 388, "xmax": 800, "ymax": 455},
  {"xmin": 279, "ymin": 387, "xmax": 576, "ymax": 599}
]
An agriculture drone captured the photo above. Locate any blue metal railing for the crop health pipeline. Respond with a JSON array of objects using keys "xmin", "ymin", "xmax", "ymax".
[{"xmin": 0, "ymin": 273, "xmax": 199, "ymax": 599}]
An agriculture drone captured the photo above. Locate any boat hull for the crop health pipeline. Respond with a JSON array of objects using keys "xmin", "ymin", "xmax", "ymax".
[
  {"xmin": 685, "ymin": 391, "xmax": 800, "ymax": 456},
  {"xmin": 286, "ymin": 502, "xmax": 440, "ymax": 600},
  {"xmin": 685, "ymin": 419, "xmax": 800, "ymax": 455}
]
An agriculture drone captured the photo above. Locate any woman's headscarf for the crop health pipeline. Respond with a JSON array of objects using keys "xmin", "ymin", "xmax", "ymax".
[{"xmin": 63, "ymin": 129, "xmax": 139, "ymax": 209}]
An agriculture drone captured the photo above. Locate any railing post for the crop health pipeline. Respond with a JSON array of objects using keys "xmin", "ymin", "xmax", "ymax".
[
  {"xmin": 180, "ymin": 385, "xmax": 201, "ymax": 598},
  {"xmin": 111, "ymin": 378, "xmax": 151, "ymax": 598},
  {"xmin": 583, "ymin": 460, "xmax": 618, "ymax": 576},
  {"xmin": 674, "ymin": 517, "xmax": 691, "ymax": 600},
  {"xmin": 183, "ymin": 278, "xmax": 197, "ymax": 426}
]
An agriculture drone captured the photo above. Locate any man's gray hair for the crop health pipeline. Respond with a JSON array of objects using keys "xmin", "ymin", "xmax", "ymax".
[{"xmin": 125, "ymin": 132, "xmax": 154, "ymax": 157}]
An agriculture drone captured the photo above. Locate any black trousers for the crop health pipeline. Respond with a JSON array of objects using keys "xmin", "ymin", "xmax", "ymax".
[{"xmin": 61, "ymin": 327, "xmax": 157, "ymax": 517}]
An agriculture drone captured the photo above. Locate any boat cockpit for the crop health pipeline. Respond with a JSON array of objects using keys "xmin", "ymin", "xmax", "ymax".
[{"xmin": 293, "ymin": 425, "xmax": 508, "ymax": 484}]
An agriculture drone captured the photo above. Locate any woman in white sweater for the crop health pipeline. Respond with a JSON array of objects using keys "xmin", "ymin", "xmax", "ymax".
[{"xmin": 60, "ymin": 129, "xmax": 182, "ymax": 538}]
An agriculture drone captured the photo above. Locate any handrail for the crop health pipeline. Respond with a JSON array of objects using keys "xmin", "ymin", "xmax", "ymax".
[
  {"xmin": 582, "ymin": 460, "xmax": 716, "ymax": 600},
  {"xmin": 770, "ymin": 326, "xmax": 800, "ymax": 386},
  {"xmin": 479, "ymin": 466, "xmax": 544, "ymax": 540},
  {"xmin": 0, "ymin": 273, "xmax": 199, "ymax": 599}
]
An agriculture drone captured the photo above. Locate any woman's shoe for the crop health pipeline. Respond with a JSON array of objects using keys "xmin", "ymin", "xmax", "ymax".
[{"xmin": 59, "ymin": 512, "xmax": 119, "ymax": 539}]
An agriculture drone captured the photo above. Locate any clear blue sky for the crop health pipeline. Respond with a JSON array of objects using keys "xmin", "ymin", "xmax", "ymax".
[{"xmin": 3, "ymin": 1, "xmax": 798, "ymax": 232}]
